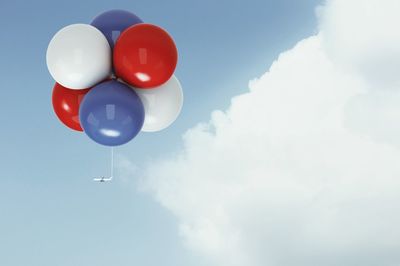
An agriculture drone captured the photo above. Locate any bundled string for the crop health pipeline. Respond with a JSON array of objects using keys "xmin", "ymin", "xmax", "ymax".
[{"xmin": 93, "ymin": 147, "xmax": 114, "ymax": 182}]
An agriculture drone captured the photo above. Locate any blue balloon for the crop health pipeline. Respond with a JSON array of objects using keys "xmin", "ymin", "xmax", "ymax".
[
  {"xmin": 91, "ymin": 9, "xmax": 143, "ymax": 49},
  {"xmin": 79, "ymin": 80, "xmax": 144, "ymax": 146}
]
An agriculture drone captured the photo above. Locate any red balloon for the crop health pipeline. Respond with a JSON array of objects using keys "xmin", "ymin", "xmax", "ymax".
[
  {"xmin": 52, "ymin": 83, "xmax": 90, "ymax": 131},
  {"xmin": 113, "ymin": 23, "xmax": 178, "ymax": 88}
]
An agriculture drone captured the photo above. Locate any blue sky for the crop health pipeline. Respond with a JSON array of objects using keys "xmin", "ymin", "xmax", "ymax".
[{"xmin": 0, "ymin": 0, "xmax": 322, "ymax": 265}]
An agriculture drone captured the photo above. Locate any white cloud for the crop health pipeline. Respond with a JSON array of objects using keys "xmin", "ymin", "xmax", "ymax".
[
  {"xmin": 319, "ymin": 0, "xmax": 400, "ymax": 90},
  {"xmin": 319, "ymin": 0, "xmax": 400, "ymax": 147},
  {"xmin": 132, "ymin": 1, "xmax": 400, "ymax": 265}
]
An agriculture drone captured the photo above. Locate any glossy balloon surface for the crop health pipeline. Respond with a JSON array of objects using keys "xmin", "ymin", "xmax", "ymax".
[
  {"xmin": 52, "ymin": 83, "xmax": 90, "ymax": 131},
  {"xmin": 113, "ymin": 23, "xmax": 178, "ymax": 88},
  {"xmin": 46, "ymin": 24, "xmax": 111, "ymax": 89},
  {"xmin": 91, "ymin": 9, "xmax": 143, "ymax": 49},
  {"xmin": 131, "ymin": 75, "xmax": 183, "ymax": 132},
  {"xmin": 79, "ymin": 80, "xmax": 144, "ymax": 146}
]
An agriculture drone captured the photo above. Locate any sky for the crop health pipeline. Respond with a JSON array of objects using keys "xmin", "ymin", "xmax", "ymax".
[
  {"xmin": 0, "ymin": 0, "xmax": 320, "ymax": 265},
  {"xmin": 140, "ymin": 0, "xmax": 400, "ymax": 265},
  {"xmin": 2, "ymin": 0, "xmax": 400, "ymax": 266}
]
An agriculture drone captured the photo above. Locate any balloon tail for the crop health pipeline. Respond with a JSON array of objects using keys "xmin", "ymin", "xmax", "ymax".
[{"xmin": 110, "ymin": 147, "xmax": 114, "ymax": 179}]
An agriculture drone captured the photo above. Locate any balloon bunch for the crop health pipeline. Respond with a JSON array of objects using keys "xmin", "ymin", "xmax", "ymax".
[{"xmin": 47, "ymin": 10, "xmax": 183, "ymax": 146}]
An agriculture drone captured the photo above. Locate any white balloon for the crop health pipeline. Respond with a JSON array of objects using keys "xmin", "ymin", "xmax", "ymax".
[
  {"xmin": 132, "ymin": 75, "xmax": 183, "ymax": 132},
  {"xmin": 46, "ymin": 24, "xmax": 111, "ymax": 89}
]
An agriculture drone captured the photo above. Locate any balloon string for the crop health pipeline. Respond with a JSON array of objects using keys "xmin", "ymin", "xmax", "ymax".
[{"xmin": 111, "ymin": 147, "xmax": 114, "ymax": 178}]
